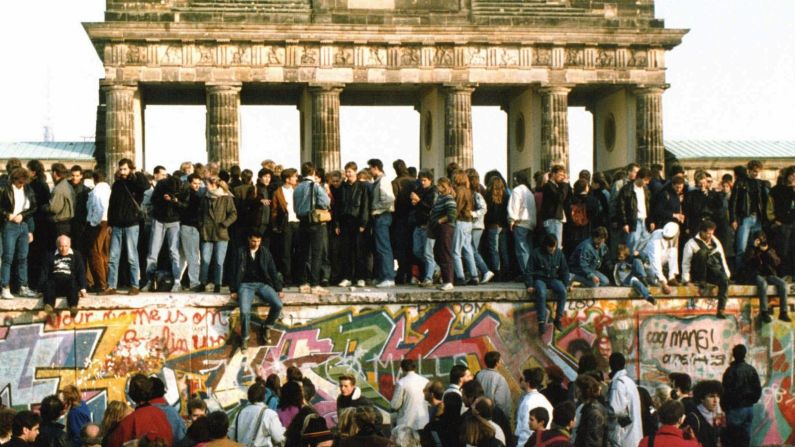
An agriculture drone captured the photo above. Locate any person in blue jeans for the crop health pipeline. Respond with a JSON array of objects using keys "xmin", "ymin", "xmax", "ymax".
[
  {"xmin": 721, "ymin": 344, "xmax": 762, "ymax": 447},
  {"xmin": 526, "ymin": 233, "xmax": 570, "ymax": 336},
  {"xmin": 0, "ymin": 167, "xmax": 38, "ymax": 299},
  {"xmin": 231, "ymin": 231, "xmax": 284, "ymax": 347},
  {"xmin": 730, "ymin": 161, "xmax": 768, "ymax": 271},
  {"xmin": 569, "ymin": 226, "xmax": 611, "ymax": 287}
]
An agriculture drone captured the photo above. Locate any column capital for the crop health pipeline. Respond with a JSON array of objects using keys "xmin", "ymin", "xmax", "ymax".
[
  {"xmin": 633, "ymin": 84, "xmax": 669, "ymax": 95},
  {"xmin": 308, "ymin": 83, "xmax": 345, "ymax": 94},
  {"xmin": 442, "ymin": 83, "xmax": 476, "ymax": 94},
  {"xmin": 205, "ymin": 82, "xmax": 242, "ymax": 93},
  {"xmin": 100, "ymin": 81, "xmax": 138, "ymax": 92},
  {"xmin": 538, "ymin": 85, "xmax": 573, "ymax": 95}
]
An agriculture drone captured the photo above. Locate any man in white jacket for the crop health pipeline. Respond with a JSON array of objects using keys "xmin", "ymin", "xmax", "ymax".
[
  {"xmin": 390, "ymin": 359, "xmax": 430, "ymax": 430},
  {"xmin": 515, "ymin": 367, "xmax": 553, "ymax": 447},
  {"xmin": 229, "ymin": 381, "xmax": 285, "ymax": 447},
  {"xmin": 607, "ymin": 353, "xmax": 642, "ymax": 447},
  {"xmin": 682, "ymin": 219, "xmax": 731, "ymax": 318},
  {"xmin": 637, "ymin": 221, "xmax": 680, "ymax": 295},
  {"xmin": 508, "ymin": 171, "xmax": 537, "ymax": 277}
]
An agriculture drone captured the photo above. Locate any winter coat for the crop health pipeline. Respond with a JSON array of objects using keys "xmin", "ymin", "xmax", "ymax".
[
  {"xmin": 390, "ymin": 371, "xmax": 430, "ymax": 430},
  {"xmin": 231, "ymin": 245, "xmax": 284, "ymax": 293},
  {"xmin": 615, "ymin": 182, "xmax": 650, "ymax": 231},
  {"xmin": 637, "ymin": 425, "xmax": 700, "ymax": 447},
  {"xmin": 651, "ymin": 184, "xmax": 683, "ymax": 228},
  {"xmin": 741, "ymin": 236, "xmax": 781, "ymax": 283},
  {"xmin": 0, "ymin": 183, "xmax": 37, "ymax": 224},
  {"xmin": 253, "ymin": 182, "xmax": 272, "ymax": 234},
  {"xmin": 526, "ymin": 247, "xmax": 569, "ymax": 287},
  {"xmin": 541, "ymin": 182, "xmax": 569, "ymax": 221},
  {"xmin": 684, "ymin": 188, "xmax": 723, "ymax": 237},
  {"xmin": 476, "ymin": 368, "xmax": 512, "ymax": 420},
  {"xmin": 568, "ymin": 238, "xmax": 610, "ymax": 281},
  {"xmin": 336, "ymin": 387, "xmax": 372, "ymax": 411},
  {"xmin": 606, "ymin": 370, "xmax": 643, "ymax": 447},
  {"xmin": 721, "ymin": 360, "xmax": 762, "ymax": 411},
  {"xmin": 411, "ymin": 184, "xmax": 436, "ymax": 227},
  {"xmin": 525, "ymin": 428, "xmax": 574, "ymax": 447},
  {"xmin": 151, "ymin": 177, "xmax": 183, "ymax": 223},
  {"xmin": 48, "ymin": 178, "xmax": 76, "ymax": 223},
  {"xmin": 335, "ymin": 180, "xmax": 370, "ymax": 229},
  {"xmin": 729, "ymin": 176, "xmax": 767, "ymax": 223},
  {"xmin": 232, "ymin": 183, "xmax": 257, "ymax": 229},
  {"xmin": 199, "ymin": 190, "xmax": 237, "ymax": 241},
  {"xmin": 108, "ymin": 172, "xmax": 149, "ymax": 228},
  {"xmin": 573, "ymin": 400, "xmax": 608, "ymax": 447},
  {"xmin": 769, "ymin": 183, "xmax": 795, "ymax": 224},
  {"xmin": 105, "ymin": 404, "xmax": 174, "ymax": 447},
  {"xmin": 34, "ymin": 422, "xmax": 70, "ymax": 447}
]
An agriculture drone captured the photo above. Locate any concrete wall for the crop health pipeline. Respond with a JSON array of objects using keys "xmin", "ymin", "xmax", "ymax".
[
  {"xmin": 1, "ymin": 289, "xmax": 793, "ymax": 446},
  {"xmin": 593, "ymin": 88, "xmax": 635, "ymax": 172}
]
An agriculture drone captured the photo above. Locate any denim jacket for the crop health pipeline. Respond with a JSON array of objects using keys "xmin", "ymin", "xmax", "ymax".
[{"xmin": 569, "ymin": 238, "xmax": 609, "ymax": 279}]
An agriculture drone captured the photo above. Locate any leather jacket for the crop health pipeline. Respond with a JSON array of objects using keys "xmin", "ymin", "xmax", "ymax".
[{"xmin": 0, "ymin": 183, "xmax": 38, "ymax": 225}]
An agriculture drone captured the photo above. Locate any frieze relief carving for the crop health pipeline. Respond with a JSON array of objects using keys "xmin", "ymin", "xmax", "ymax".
[
  {"xmin": 162, "ymin": 45, "xmax": 183, "ymax": 65},
  {"xmin": 126, "ymin": 44, "xmax": 148, "ymax": 64},
  {"xmin": 334, "ymin": 47, "xmax": 354, "ymax": 66},
  {"xmin": 228, "ymin": 45, "xmax": 251, "ymax": 65},
  {"xmin": 433, "ymin": 47, "xmax": 454, "ymax": 66},
  {"xmin": 597, "ymin": 48, "xmax": 616, "ymax": 67},
  {"xmin": 565, "ymin": 48, "xmax": 584, "ymax": 67},
  {"xmin": 266, "ymin": 46, "xmax": 284, "ymax": 65},
  {"xmin": 628, "ymin": 49, "xmax": 648, "ymax": 68},
  {"xmin": 400, "ymin": 47, "xmax": 420, "ymax": 67},
  {"xmin": 367, "ymin": 47, "xmax": 387, "ymax": 66},
  {"xmin": 299, "ymin": 46, "xmax": 318, "ymax": 65},
  {"xmin": 197, "ymin": 45, "xmax": 215, "ymax": 65},
  {"xmin": 497, "ymin": 48, "xmax": 519, "ymax": 67},
  {"xmin": 533, "ymin": 47, "xmax": 551, "ymax": 66},
  {"xmin": 466, "ymin": 47, "xmax": 488, "ymax": 66}
]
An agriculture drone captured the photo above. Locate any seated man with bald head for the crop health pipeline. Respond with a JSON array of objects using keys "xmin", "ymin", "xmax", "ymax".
[{"xmin": 38, "ymin": 235, "xmax": 87, "ymax": 319}]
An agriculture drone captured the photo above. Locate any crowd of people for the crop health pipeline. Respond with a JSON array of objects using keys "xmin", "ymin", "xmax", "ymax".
[
  {"xmin": 1, "ymin": 157, "xmax": 792, "ymax": 337},
  {"xmin": 0, "ymin": 346, "xmax": 762, "ymax": 447}
]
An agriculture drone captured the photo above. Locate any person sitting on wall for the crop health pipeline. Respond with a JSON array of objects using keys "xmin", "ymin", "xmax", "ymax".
[
  {"xmin": 230, "ymin": 230, "xmax": 284, "ymax": 347},
  {"xmin": 568, "ymin": 226, "xmax": 611, "ymax": 287},
  {"xmin": 682, "ymin": 220, "xmax": 732, "ymax": 318},
  {"xmin": 635, "ymin": 221, "xmax": 680, "ymax": 296},
  {"xmin": 738, "ymin": 230, "xmax": 791, "ymax": 323},
  {"xmin": 38, "ymin": 235, "xmax": 87, "ymax": 320},
  {"xmin": 526, "ymin": 233, "xmax": 570, "ymax": 336}
]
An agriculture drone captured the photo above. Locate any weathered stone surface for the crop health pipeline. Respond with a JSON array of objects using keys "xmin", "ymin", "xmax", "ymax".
[
  {"xmin": 444, "ymin": 84, "xmax": 474, "ymax": 169},
  {"xmin": 102, "ymin": 83, "xmax": 137, "ymax": 180},
  {"xmin": 206, "ymin": 83, "xmax": 241, "ymax": 169},
  {"xmin": 309, "ymin": 84, "xmax": 342, "ymax": 172},
  {"xmin": 540, "ymin": 86, "xmax": 570, "ymax": 171},
  {"xmin": 635, "ymin": 86, "xmax": 665, "ymax": 167}
]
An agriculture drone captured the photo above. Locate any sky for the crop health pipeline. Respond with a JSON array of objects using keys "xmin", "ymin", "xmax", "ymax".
[{"xmin": 0, "ymin": 0, "xmax": 793, "ymax": 179}]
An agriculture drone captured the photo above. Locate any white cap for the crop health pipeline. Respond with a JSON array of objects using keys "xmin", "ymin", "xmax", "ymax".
[{"xmin": 662, "ymin": 222, "xmax": 680, "ymax": 239}]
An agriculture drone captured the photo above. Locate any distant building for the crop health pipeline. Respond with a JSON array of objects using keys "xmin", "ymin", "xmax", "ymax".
[
  {"xmin": 666, "ymin": 140, "xmax": 795, "ymax": 183},
  {"xmin": 0, "ymin": 141, "xmax": 96, "ymax": 181}
]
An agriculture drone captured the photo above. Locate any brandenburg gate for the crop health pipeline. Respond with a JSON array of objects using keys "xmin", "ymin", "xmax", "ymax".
[{"xmin": 85, "ymin": 0, "xmax": 686, "ymax": 178}]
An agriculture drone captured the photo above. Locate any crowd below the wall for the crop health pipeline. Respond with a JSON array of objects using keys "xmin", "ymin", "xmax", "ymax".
[
  {"xmin": 0, "ymin": 156, "xmax": 793, "ymax": 340},
  {"xmin": 0, "ymin": 346, "xmax": 763, "ymax": 447}
]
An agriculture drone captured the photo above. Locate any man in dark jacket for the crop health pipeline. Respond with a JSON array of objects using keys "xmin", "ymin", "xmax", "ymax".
[
  {"xmin": 0, "ymin": 167, "xmax": 38, "ymax": 299},
  {"xmin": 178, "ymin": 174, "xmax": 204, "ymax": 292},
  {"xmin": 526, "ymin": 233, "xmax": 570, "ymax": 335},
  {"xmin": 102, "ymin": 158, "xmax": 149, "ymax": 296},
  {"xmin": 651, "ymin": 176, "xmax": 686, "ymax": 230},
  {"xmin": 721, "ymin": 345, "xmax": 762, "ymax": 447},
  {"xmin": 768, "ymin": 166, "xmax": 795, "ymax": 277},
  {"xmin": 730, "ymin": 161, "xmax": 768, "ymax": 270},
  {"xmin": 410, "ymin": 170, "xmax": 437, "ymax": 288},
  {"xmin": 616, "ymin": 167, "xmax": 654, "ymax": 254},
  {"xmin": 526, "ymin": 401, "xmax": 577, "ymax": 447},
  {"xmin": 7, "ymin": 411, "xmax": 40, "ymax": 447},
  {"xmin": 142, "ymin": 175, "xmax": 183, "ymax": 293},
  {"xmin": 742, "ymin": 230, "xmax": 791, "ymax": 323},
  {"xmin": 69, "ymin": 166, "xmax": 90, "ymax": 262},
  {"xmin": 231, "ymin": 230, "xmax": 284, "ymax": 346},
  {"xmin": 568, "ymin": 227, "xmax": 611, "ymax": 287},
  {"xmin": 336, "ymin": 375, "xmax": 372, "ymax": 411},
  {"xmin": 683, "ymin": 380, "xmax": 723, "ymax": 447},
  {"xmin": 33, "ymin": 396, "xmax": 68, "ymax": 447},
  {"xmin": 540, "ymin": 165, "xmax": 570, "ymax": 249},
  {"xmin": 335, "ymin": 162, "xmax": 370, "ymax": 288},
  {"xmin": 38, "ymin": 236, "xmax": 87, "ymax": 319}
]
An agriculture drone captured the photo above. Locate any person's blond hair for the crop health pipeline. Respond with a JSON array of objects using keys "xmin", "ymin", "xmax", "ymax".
[
  {"xmin": 61, "ymin": 385, "xmax": 81, "ymax": 407},
  {"xmin": 101, "ymin": 401, "xmax": 132, "ymax": 435}
]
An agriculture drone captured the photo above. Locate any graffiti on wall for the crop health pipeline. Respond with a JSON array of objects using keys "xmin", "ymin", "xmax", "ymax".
[{"xmin": 0, "ymin": 298, "xmax": 793, "ymax": 445}]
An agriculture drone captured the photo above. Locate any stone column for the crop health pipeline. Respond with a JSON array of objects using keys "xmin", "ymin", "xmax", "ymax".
[
  {"xmin": 539, "ymin": 86, "xmax": 570, "ymax": 172},
  {"xmin": 635, "ymin": 86, "xmax": 665, "ymax": 167},
  {"xmin": 94, "ymin": 86, "xmax": 107, "ymax": 170},
  {"xmin": 206, "ymin": 83, "xmax": 241, "ymax": 169},
  {"xmin": 102, "ymin": 82, "xmax": 138, "ymax": 181},
  {"xmin": 309, "ymin": 85, "xmax": 342, "ymax": 172},
  {"xmin": 444, "ymin": 84, "xmax": 474, "ymax": 170}
]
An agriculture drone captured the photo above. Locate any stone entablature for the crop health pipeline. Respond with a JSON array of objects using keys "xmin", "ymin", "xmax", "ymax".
[{"xmin": 87, "ymin": 25, "xmax": 678, "ymax": 85}]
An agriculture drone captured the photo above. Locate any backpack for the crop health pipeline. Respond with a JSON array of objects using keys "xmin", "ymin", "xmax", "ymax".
[{"xmin": 571, "ymin": 201, "xmax": 589, "ymax": 227}]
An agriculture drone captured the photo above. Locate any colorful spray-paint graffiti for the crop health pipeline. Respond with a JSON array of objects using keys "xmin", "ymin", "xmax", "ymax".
[{"xmin": 0, "ymin": 297, "xmax": 793, "ymax": 445}]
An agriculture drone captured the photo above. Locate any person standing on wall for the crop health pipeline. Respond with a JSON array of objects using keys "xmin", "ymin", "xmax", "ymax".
[
  {"xmin": 47, "ymin": 163, "xmax": 76, "ymax": 239},
  {"xmin": 293, "ymin": 162, "xmax": 331, "ymax": 295},
  {"xmin": 368, "ymin": 159, "xmax": 396, "ymax": 288},
  {"xmin": 0, "ymin": 168, "xmax": 38, "ymax": 299},
  {"xmin": 102, "ymin": 158, "xmax": 149, "ymax": 296}
]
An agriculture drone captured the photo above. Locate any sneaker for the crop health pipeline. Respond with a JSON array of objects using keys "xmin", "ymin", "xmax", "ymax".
[
  {"xmin": 298, "ymin": 284, "xmax": 312, "ymax": 294},
  {"xmin": 19, "ymin": 286, "xmax": 37, "ymax": 298},
  {"xmin": 644, "ymin": 295, "xmax": 656, "ymax": 305},
  {"xmin": 190, "ymin": 284, "xmax": 205, "ymax": 293},
  {"xmin": 760, "ymin": 312, "xmax": 773, "ymax": 324},
  {"xmin": 98, "ymin": 288, "xmax": 117, "ymax": 296},
  {"xmin": 375, "ymin": 280, "xmax": 395, "ymax": 288},
  {"xmin": 466, "ymin": 278, "xmax": 480, "ymax": 286},
  {"xmin": 481, "ymin": 271, "xmax": 495, "ymax": 284},
  {"xmin": 553, "ymin": 319, "xmax": 563, "ymax": 331},
  {"xmin": 356, "ymin": 280, "xmax": 366, "ymax": 288},
  {"xmin": 170, "ymin": 284, "xmax": 182, "ymax": 293},
  {"xmin": 780, "ymin": 313, "xmax": 792, "ymax": 323},
  {"xmin": 1, "ymin": 287, "xmax": 13, "ymax": 299},
  {"xmin": 311, "ymin": 286, "xmax": 329, "ymax": 295},
  {"xmin": 43, "ymin": 304, "xmax": 56, "ymax": 320},
  {"xmin": 338, "ymin": 279, "xmax": 352, "ymax": 287},
  {"xmin": 128, "ymin": 287, "xmax": 140, "ymax": 296},
  {"xmin": 69, "ymin": 306, "xmax": 79, "ymax": 318},
  {"xmin": 213, "ymin": 285, "xmax": 221, "ymax": 294},
  {"xmin": 419, "ymin": 279, "xmax": 434, "ymax": 288},
  {"xmin": 439, "ymin": 283, "xmax": 454, "ymax": 291}
]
